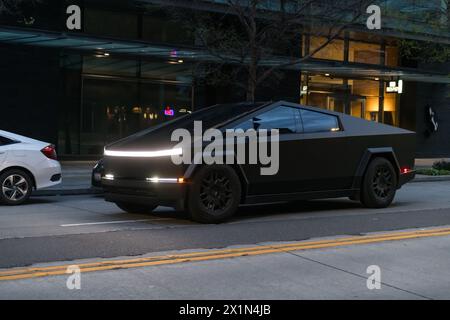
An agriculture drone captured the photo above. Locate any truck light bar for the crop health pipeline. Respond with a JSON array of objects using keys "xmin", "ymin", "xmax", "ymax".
[
  {"xmin": 104, "ymin": 148, "xmax": 182, "ymax": 158},
  {"xmin": 146, "ymin": 177, "xmax": 184, "ymax": 184}
]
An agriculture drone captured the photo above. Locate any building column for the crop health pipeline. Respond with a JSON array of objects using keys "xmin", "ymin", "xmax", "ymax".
[
  {"xmin": 378, "ymin": 40, "xmax": 386, "ymax": 123},
  {"xmin": 378, "ymin": 81, "xmax": 385, "ymax": 124}
]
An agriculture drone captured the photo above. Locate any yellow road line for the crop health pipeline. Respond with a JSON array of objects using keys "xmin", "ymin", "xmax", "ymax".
[{"xmin": 1, "ymin": 227, "xmax": 450, "ymax": 281}]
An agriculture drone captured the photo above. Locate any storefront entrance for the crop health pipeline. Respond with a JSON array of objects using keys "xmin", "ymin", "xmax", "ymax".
[
  {"xmin": 301, "ymin": 74, "xmax": 399, "ymax": 127},
  {"xmin": 327, "ymin": 95, "xmax": 366, "ymax": 119}
]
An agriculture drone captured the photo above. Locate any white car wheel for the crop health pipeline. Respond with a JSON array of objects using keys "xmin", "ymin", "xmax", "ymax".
[{"xmin": 0, "ymin": 170, "xmax": 32, "ymax": 205}]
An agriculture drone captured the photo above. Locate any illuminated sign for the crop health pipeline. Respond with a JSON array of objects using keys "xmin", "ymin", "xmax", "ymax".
[
  {"xmin": 164, "ymin": 107, "xmax": 175, "ymax": 117},
  {"xmin": 386, "ymin": 80, "xmax": 403, "ymax": 94},
  {"xmin": 300, "ymin": 86, "xmax": 308, "ymax": 96}
]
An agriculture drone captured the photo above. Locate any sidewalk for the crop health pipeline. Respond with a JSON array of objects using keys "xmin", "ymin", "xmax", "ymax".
[
  {"xmin": 415, "ymin": 158, "xmax": 450, "ymax": 169},
  {"xmin": 34, "ymin": 159, "xmax": 450, "ymax": 196},
  {"xmin": 1, "ymin": 228, "xmax": 449, "ymax": 299}
]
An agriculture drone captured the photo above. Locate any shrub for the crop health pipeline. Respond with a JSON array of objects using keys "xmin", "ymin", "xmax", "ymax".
[
  {"xmin": 432, "ymin": 160, "xmax": 450, "ymax": 171},
  {"xmin": 416, "ymin": 168, "xmax": 450, "ymax": 176}
]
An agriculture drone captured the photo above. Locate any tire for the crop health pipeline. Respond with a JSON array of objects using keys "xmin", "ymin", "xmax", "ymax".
[
  {"xmin": 187, "ymin": 165, "xmax": 241, "ymax": 224},
  {"xmin": 116, "ymin": 202, "xmax": 158, "ymax": 214},
  {"xmin": 0, "ymin": 169, "xmax": 33, "ymax": 205},
  {"xmin": 361, "ymin": 157, "xmax": 398, "ymax": 208}
]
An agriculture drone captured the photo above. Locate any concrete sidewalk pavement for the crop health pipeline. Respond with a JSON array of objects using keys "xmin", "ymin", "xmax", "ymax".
[
  {"xmin": 415, "ymin": 158, "xmax": 450, "ymax": 168},
  {"xmin": 1, "ymin": 228, "xmax": 449, "ymax": 299},
  {"xmin": 34, "ymin": 159, "xmax": 450, "ymax": 196}
]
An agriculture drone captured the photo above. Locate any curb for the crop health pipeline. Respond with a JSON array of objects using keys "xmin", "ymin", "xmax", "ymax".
[{"xmin": 411, "ymin": 175, "xmax": 450, "ymax": 183}]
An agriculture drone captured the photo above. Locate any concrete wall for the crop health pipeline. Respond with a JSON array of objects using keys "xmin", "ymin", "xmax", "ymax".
[
  {"xmin": 403, "ymin": 63, "xmax": 450, "ymax": 158},
  {"xmin": 415, "ymin": 81, "xmax": 450, "ymax": 158}
]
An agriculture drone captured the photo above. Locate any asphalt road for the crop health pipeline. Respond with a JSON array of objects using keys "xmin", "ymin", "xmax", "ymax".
[
  {"xmin": 1, "ymin": 180, "xmax": 450, "ymax": 269},
  {"xmin": 1, "ymin": 181, "xmax": 450, "ymax": 299}
]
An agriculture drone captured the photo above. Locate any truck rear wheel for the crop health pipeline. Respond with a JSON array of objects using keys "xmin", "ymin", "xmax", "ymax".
[{"xmin": 361, "ymin": 157, "xmax": 398, "ymax": 208}]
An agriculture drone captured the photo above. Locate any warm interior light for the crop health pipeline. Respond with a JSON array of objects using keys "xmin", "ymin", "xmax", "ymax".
[
  {"xmin": 104, "ymin": 148, "xmax": 182, "ymax": 158},
  {"xmin": 178, "ymin": 178, "xmax": 184, "ymax": 184}
]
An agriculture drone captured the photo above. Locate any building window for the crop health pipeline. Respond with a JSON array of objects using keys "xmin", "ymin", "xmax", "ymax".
[
  {"xmin": 349, "ymin": 41, "xmax": 381, "ymax": 64},
  {"xmin": 307, "ymin": 36, "xmax": 345, "ymax": 61},
  {"xmin": 350, "ymin": 79, "xmax": 380, "ymax": 122},
  {"xmin": 79, "ymin": 77, "xmax": 192, "ymax": 155},
  {"xmin": 300, "ymin": 74, "xmax": 399, "ymax": 127},
  {"xmin": 300, "ymin": 74, "xmax": 347, "ymax": 112},
  {"xmin": 142, "ymin": 15, "xmax": 193, "ymax": 45},
  {"xmin": 386, "ymin": 45, "xmax": 399, "ymax": 67},
  {"xmin": 83, "ymin": 57, "xmax": 138, "ymax": 77},
  {"xmin": 84, "ymin": 8, "xmax": 138, "ymax": 39}
]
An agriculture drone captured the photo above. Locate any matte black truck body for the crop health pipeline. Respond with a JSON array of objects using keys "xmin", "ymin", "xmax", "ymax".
[{"xmin": 99, "ymin": 101, "xmax": 416, "ymax": 222}]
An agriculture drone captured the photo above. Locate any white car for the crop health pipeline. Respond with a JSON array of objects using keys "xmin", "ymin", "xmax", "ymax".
[{"xmin": 0, "ymin": 130, "xmax": 62, "ymax": 205}]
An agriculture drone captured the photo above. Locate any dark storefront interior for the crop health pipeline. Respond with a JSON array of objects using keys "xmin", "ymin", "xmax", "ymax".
[
  {"xmin": 0, "ymin": 1, "xmax": 449, "ymax": 158},
  {"xmin": 60, "ymin": 54, "xmax": 194, "ymax": 155}
]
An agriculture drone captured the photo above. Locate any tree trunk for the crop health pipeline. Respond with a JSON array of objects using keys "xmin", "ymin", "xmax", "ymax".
[{"xmin": 246, "ymin": 76, "xmax": 256, "ymax": 102}]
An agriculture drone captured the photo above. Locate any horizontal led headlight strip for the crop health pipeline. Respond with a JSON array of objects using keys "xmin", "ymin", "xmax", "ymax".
[
  {"xmin": 147, "ymin": 177, "xmax": 176, "ymax": 183},
  {"xmin": 146, "ymin": 177, "xmax": 185, "ymax": 184},
  {"xmin": 104, "ymin": 148, "xmax": 182, "ymax": 158}
]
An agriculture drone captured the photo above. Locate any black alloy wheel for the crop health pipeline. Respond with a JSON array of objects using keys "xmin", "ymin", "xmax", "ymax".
[
  {"xmin": 200, "ymin": 170, "xmax": 233, "ymax": 213},
  {"xmin": 361, "ymin": 157, "xmax": 398, "ymax": 208},
  {"xmin": 188, "ymin": 165, "xmax": 241, "ymax": 223},
  {"xmin": 372, "ymin": 165, "xmax": 394, "ymax": 198}
]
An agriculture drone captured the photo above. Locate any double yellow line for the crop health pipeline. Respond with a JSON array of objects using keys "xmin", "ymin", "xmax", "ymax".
[{"xmin": 2, "ymin": 227, "xmax": 450, "ymax": 282}]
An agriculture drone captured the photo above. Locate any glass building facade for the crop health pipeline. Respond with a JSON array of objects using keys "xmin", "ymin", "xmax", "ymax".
[{"xmin": 0, "ymin": 0, "xmax": 448, "ymax": 157}]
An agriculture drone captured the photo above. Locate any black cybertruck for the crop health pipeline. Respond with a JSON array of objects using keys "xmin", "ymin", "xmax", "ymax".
[{"xmin": 101, "ymin": 101, "xmax": 415, "ymax": 223}]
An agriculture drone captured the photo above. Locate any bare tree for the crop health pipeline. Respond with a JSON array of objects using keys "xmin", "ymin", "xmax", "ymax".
[
  {"xmin": 391, "ymin": 0, "xmax": 449, "ymax": 64},
  {"xmin": 0, "ymin": 0, "xmax": 39, "ymax": 15},
  {"xmin": 149, "ymin": 0, "xmax": 373, "ymax": 101}
]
